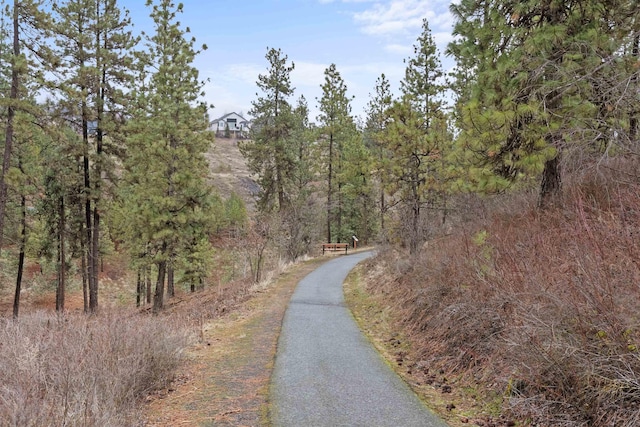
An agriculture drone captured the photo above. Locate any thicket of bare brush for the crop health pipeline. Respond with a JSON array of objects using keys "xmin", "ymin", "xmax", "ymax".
[
  {"xmin": 0, "ymin": 311, "xmax": 188, "ymax": 427},
  {"xmin": 0, "ymin": 233, "xmax": 289, "ymax": 427},
  {"xmin": 364, "ymin": 159, "xmax": 640, "ymax": 426}
]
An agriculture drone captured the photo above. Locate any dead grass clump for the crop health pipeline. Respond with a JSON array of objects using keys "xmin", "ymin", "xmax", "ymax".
[
  {"xmin": 162, "ymin": 275, "xmax": 257, "ymax": 329},
  {"xmin": 363, "ymin": 163, "xmax": 640, "ymax": 426},
  {"xmin": 0, "ymin": 311, "xmax": 188, "ymax": 426}
]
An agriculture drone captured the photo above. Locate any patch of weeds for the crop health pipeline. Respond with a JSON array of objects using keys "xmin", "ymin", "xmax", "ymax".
[{"xmin": 483, "ymin": 390, "xmax": 504, "ymax": 417}]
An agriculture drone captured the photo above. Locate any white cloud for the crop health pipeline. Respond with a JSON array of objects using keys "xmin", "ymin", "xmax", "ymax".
[
  {"xmin": 433, "ymin": 31, "xmax": 455, "ymax": 48},
  {"xmin": 224, "ymin": 64, "xmax": 264, "ymax": 85},
  {"xmin": 291, "ymin": 61, "xmax": 329, "ymax": 89},
  {"xmin": 384, "ymin": 43, "xmax": 413, "ymax": 55},
  {"xmin": 342, "ymin": 62, "xmax": 405, "ymax": 81},
  {"xmin": 354, "ymin": 1, "xmax": 424, "ymax": 35},
  {"xmin": 204, "ymin": 80, "xmax": 252, "ymax": 119},
  {"xmin": 352, "ymin": 0, "xmax": 453, "ymax": 39},
  {"xmin": 201, "ymin": 64, "xmax": 261, "ymax": 118}
]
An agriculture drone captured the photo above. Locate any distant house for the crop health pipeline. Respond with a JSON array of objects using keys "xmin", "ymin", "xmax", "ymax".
[{"xmin": 211, "ymin": 112, "xmax": 251, "ymax": 139}]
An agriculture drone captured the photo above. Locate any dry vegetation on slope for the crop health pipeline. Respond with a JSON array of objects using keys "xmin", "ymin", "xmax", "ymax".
[
  {"xmin": 350, "ymin": 159, "xmax": 640, "ymax": 426},
  {"xmin": 0, "ymin": 135, "xmax": 272, "ymax": 426},
  {"xmin": 0, "ymin": 256, "xmax": 308, "ymax": 426},
  {"xmin": 0, "ymin": 311, "xmax": 187, "ymax": 426},
  {"xmin": 206, "ymin": 137, "xmax": 259, "ymax": 209}
]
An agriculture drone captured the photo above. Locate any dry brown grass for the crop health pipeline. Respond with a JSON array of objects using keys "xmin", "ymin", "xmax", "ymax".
[
  {"xmin": 143, "ymin": 257, "xmax": 326, "ymax": 427},
  {"xmin": 206, "ymin": 136, "xmax": 257, "ymax": 209},
  {"xmin": 0, "ymin": 244, "xmax": 315, "ymax": 427},
  {"xmin": 357, "ymin": 159, "xmax": 640, "ymax": 426},
  {"xmin": 0, "ymin": 310, "xmax": 188, "ymax": 427}
]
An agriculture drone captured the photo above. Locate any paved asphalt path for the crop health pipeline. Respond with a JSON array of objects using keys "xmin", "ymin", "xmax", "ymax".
[{"xmin": 270, "ymin": 251, "xmax": 449, "ymax": 427}]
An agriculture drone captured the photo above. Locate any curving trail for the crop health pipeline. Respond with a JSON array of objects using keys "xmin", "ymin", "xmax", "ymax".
[{"xmin": 270, "ymin": 251, "xmax": 448, "ymax": 427}]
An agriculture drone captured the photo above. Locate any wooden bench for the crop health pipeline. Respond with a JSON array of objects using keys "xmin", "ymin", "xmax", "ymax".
[{"xmin": 322, "ymin": 243, "xmax": 349, "ymax": 254}]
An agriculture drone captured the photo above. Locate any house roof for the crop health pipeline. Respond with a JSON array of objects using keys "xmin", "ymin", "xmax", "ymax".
[{"xmin": 212, "ymin": 112, "xmax": 249, "ymax": 123}]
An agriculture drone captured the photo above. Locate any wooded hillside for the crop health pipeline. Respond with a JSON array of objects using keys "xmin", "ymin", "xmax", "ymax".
[{"xmin": 0, "ymin": 1, "xmax": 639, "ymax": 424}]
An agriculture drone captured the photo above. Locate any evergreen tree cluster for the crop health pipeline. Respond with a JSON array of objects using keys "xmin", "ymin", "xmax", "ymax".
[
  {"xmin": 0, "ymin": 0, "xmax": 247, "ymax": 315},
  {"xmin": 1, "ymin": 0, "xmax": 639, "ymax": 313},
  {"xmin": 242, "ymin": 21, "xmax": 454, "ymax": 256},
  {"xmin": 448, "ymin": 0, "xmax": 640, "ymax": 207},
  {"xmin": 243, "ymin": 2, "xmax": 638, "ymax": 256}
]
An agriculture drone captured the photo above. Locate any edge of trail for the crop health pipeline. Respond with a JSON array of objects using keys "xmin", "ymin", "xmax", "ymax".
[{"xmin": 270, "ymin": 251, "xmax": 449, "ymax": 427}]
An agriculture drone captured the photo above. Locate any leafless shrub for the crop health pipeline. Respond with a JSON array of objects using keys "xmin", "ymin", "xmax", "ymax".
[
  {"xmin": 362, "ymin": 159, "xmax": 640, "ymax": 425},
  {"xmin": 0, "ymin": 311, "xmax": 188, "ymax": 426}
]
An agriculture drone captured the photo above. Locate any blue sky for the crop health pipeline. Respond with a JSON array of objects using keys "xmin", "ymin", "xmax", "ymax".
[{"xmin": 122, "ymin": 0, "xmax": 456, "ymax": 123}]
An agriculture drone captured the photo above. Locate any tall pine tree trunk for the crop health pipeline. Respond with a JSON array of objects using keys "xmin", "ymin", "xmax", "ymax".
[
  {"xmin": 167, "ymin": 264, "xmax": 175, "ymax": 298},
  {"xmin": 153, "ymin": 243, "xmax": 168, "ymax": 312},
  {"xmin": 327, "ymin": 132, "xmax": 334, "ymax": 242},
  {"xmin": 630, "ymin": 34, "xmax": 639, "ymax": 144},
  {"xmin": 410, "ymin": 181, "xmax": 421, "ymax": 255},
  {"xmin": 337, "ymin": 182, "xmax": 343, "ymax": 243},
  {"xmin": 90, "ymin": 35, "xmax": 108, "ymax": 313},
  {"xmin": 56, "ymin": 196, "xmax": 66, "ymax": 312},
  {"xmin": 539, "ymin": 153, "xmax": 562, "ymax": 209},
  {"xmin": 0, "ymin": 1, "xmax": 19, "ymax": 252},
  {"xmin": 89, "ymin": 129, "xmax": 101, "ymax": 311},
  {"xmin": 136, "ymin": 270, "xmax": 142, "ymax": 307},
  {"xmin": 154, "ymin": 260, "xmax": 166, "ymax": 313},
  {"xmin": 146, "ymin": 266, "xmax": 152, "ymax": 304},
  {"xmin": 82, "ymin": 101, "xmax": 98, "ymax": 312},
  {"xmin": 379, "ymin": 147, "xmax": 386, "ymax": 239},
  {"xmin": 277, "ymin": 165, "xmax": 285, "ymax": 211},
  {"xmin": 81, "ymin": 234, "xmax": 88, "ymax": 313},
  {"xmin": 13, "ymin": 191, "xmax": 26, "ymax": 318},
  {"xmin": 91, "ymin": 166, "xmax": 100, "ymax": 310}
]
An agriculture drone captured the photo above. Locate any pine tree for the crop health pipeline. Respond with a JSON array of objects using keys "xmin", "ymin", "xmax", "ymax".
[
  {"xmin": 0, "ymin": 0, "xmax": 50, "ymax": 254},
  {"xmin": 38, "ymin": 125, "xmax": 84, "ymax": 313},
  {"xmin": 339, "ymin": 127, "xmax": 376, "ymax": 245},
  {"xmin": 383, "ymin": 98, "xmax": 437, "ymax": 254},
  {"xmin": 401, "ymin": 19, "xmax": 445, "ymax": 125},
  {"xmin": 239, "ymin": 48, "xmax": 320, "ymax": 261},
  {"xmin": 365, "ymin": 73, "xmax": 393, "ymax": 238},
  {"xmin": 9, "ymin": 108, "xmax": 50, "ymax": 317},
  {"xmin": 317, "ymin": 63, "xmax": 356, "ymax": 243},
  {"xmin": 279, "ymin": 95, "xmax": 317, "ymax": 260},
  {"xmin": 239, "ymin": 47, "xmax": 296, "ymax": 213},
  {"xmin": 449, "ymin": 0, "xmax": 640, "ymax": 207},
  {"xmin": 0, "ymin": 0, "xmax": 21, "ymax": 254},
  {"xmin": 224, "ymin": 191, "xmax": 247, "ymax": 238},
  {"xmin": 0, "ymin": 1, "xmax": 53, "ymax": 315},
  {"xmin": 382, "ymin": 19, "xmax": 450, "ymax": 254},
  {"xmin": 51, "ymin": 0, "xmax": 137, "ymax": 311},
  {"xmin": 121, "ymin": 0, "xmax": 215, "ymax": 312}
]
